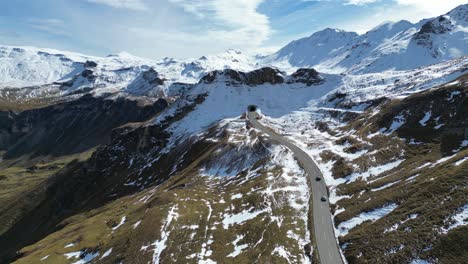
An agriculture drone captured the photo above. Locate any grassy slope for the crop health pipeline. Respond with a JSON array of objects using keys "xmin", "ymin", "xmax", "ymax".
[
  {"xmin": 13, "ymin": 120, "xmax": 312, "ymax": 264},
  {"xmin": 324, "ymin": 77, "xmax": 468, "ymax": 263},
  {"xmin": 0, "ymin": 151, "xmax": 95, "ymax": 237}
]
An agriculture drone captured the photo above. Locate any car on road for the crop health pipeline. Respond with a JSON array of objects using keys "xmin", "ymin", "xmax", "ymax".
[
  {"xmin": 315, "ymin": 177, "xmax": 321, "ymax": 181},
  {"xmin": 321, "ymin": 196, "xmax": 327, "ymax": 202}
]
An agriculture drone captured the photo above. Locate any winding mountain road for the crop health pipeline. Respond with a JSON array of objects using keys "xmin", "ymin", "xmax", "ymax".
[{"xmin": 247, "ymin": 111, "xmax": 344, "ymax": 264}]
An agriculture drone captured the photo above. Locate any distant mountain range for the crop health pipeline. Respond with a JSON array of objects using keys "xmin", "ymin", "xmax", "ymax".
[
  {"xmin": 1, "ymin": 4, "xmax": 466, "ymax": 101},
  {"xmin": 270, "ymin": 4, "xmax": 468, "ymax": 73}
]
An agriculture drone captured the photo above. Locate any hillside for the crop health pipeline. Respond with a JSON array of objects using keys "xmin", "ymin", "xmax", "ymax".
[{"xmin": 0, "ymin": 4, "xmax": 467, "ymax": 264}]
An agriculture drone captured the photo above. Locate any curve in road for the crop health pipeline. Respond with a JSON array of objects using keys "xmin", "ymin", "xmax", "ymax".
[{"xmin": 247, "ymin": 111, "xmax": 344, "ymax": 264}]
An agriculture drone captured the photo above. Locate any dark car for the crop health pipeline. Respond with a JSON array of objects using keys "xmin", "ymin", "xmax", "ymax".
[
  {"xmin": 315, "ymin": 177, "xmax": 321, "ymax": 181},
  {"xmin": 321, "ymin": 196, "xmax": 327, "ymax": 202}
]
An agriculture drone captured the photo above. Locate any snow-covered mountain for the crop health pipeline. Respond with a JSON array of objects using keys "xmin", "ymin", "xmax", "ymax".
[
  {"xmin": 269, "ymin": 4, "xmax": 468, "ymax": 74},
  {"xmin": 0, "ymin": 46, "xmax": 256, "ymax": 99},
  {"xmin": 1, "ymin": 5, "xmax": 466, "ymax": 101}
]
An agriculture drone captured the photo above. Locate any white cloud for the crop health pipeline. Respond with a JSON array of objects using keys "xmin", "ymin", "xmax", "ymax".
[
  {"xmin": 168, "ymin": 0, "xmax": 271, "ymax": 48},
  {"xmin": 86, "ymin": 0, "xmax": 148, "ymax": 11},
  {"xmin": 28, "ymin": 18, "xmax": 69, "ymax": 36},
  {"xmin": 394, "ymin": 0, "xmax": 467, "ymax": 17},
  {"xmin": 345, "ymin": 0, "xmax": 379, "ymax": 5}
]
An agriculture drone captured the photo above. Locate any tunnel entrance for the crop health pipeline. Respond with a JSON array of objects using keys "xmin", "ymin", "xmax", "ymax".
[{"xmin": 248, "ymin": 105, "xmax": 258, "ymax": 112}]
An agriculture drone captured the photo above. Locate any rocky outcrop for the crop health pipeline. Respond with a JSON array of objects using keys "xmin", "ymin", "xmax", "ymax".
[
  {"xmin": 413, "ymin": 15, "xmax": 455, "ymax": 52},
  {"xmin": 200, "ymin": 67, "xmax": 285, "ymax": 86},
  {"xmin": 288, "ymin": 68, "xmax": 324, "ymax": 86},
  {"xmin": 141, "ymin": 68, "xmax": 165, "ymax": 85},
  {"xmin": 84, "ymin": 60, "xmax": 98, "ymax": 68},
  {"xmin": 124, "ymin": 68, "xmax": 165, "ymax": 96},
  {"xmin": 200, "ymin": 67, "xmax": 325, "ymax": 87}
]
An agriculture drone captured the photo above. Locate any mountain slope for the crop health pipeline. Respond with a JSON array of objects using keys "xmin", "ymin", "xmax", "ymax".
[
  {"xmin": 1, "ymin": 55, "xmax": 466, "ymax": 263},
  {"xmin": 0, "ymin": 5, "xmax": 467, "ymax": 264}
]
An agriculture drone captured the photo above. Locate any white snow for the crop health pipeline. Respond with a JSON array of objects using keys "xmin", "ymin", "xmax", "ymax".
[
  {"xmin": 346, "ymin": 160, "xmax": 404, "ymax": 183},
  {"xmin": 442, "ymin": 204, "xmax": 468, "ymax": 233},
  {"xmin": 65, "ymin": 243, "xmax": 75, "ymax": 248},
  {"xmin": 454, "ymin": 157, "xmax": 468, "ymax": 166},
  {"xmin": 64, "ymin": 251, "xmax": 81, "ymax": 259},
  {"xmin": 141, "ymin": 205, "xmax": 179, "ymax": 264},
  {"xmin": 272, "ymin": 246, "xmax": 293, "ymax": 263},
  {"xmin": 71, "ymin": 252, "xmax": 100, "ymax": 264},
  {"xmin": 406, "ymin": 174, "xmax": 420, "ymax": 182},
  {"xmin": 389, "ymin": 114, "xmax": 406, "ymax": 133},
  {"xmin": 415, "ymin": 162, "xmax": 431, "ymax": 170},
  {"xmin": 384, "ymin": 213, "xmax": 418, "ymax": 233},
  {"xmin": 155, "ymin": 72, "xmax": 342, "ymax": 139},
  {"xmin": 112, "ymin": 216, "xmax": 127, "ymax": 231},
  {"xmin": 0, "ymin": 45, "xmax": 260, "ymax": 97},
  {"xmin": 227, "ymin": 235, "xmax": 248, "ymax": 258},
  {"xmin": 231, "ymin": 193, "xmax": 242, "ymax": 200},
  {"xmin": 268, "ymin": 5, "xmax": 468, "ymax": 75},
  {"xmin": 337, "ymin": 203, "xmax": 398, "ymax": 236},
  {"xmin": 65, "ymin": 250, "xmax": 100, "ymax": 264},
  {"xmin": 431, "ymin": 154, "xmax": 458, "ymax": 167},
  {"xmin": 100, "ymin": 248, "xmax": 113, "ymax": 259},
  {"xmin": 371, "ymin": 180, "xmax": 400, "ymax": 192},
  {"xmin": 460, "ymin": 140, "xmax": 468, "ymax": 148},
  {"xmin": 133, "ymin": 220, "xmax": 142, "ymax": 229},
  {"xmin": 222, "ymin": 209, "xmax": 267, "ymax": 229},
  {"xmin": 419, "ymin": 111, "xmax": 431, "ymax": 126},
  {"xmin": 410, "ymin": 259, "xmax": 431, "ymax": 264},
  {"xmin": 40, "ymin": 255, "xmax": 49, "ymax": 261}
]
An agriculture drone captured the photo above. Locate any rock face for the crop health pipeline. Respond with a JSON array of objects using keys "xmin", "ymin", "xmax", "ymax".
[
  {"xmin": 413, "ymin": 15, "xmax": 455, "ymax": 51},
  {"xmin": 201, "ymin": 67, "xmax": 285, "ymax": 86},
  {"xmin": 84, "ymin": 60, "xmax": 98, "ymax": 68},
  {"xmin": 288, "ymin": 68, "xmax": 324, "ymax": 86},
  {"xmin": 141, "ymin": 68, "xmax": 164, "ymax": 85},
  {"xmin": 200, "ymin": 67, "xmax": 326, "ymax": 87},
  {"xmin": 0, "ymin": 95, "xmax": 168, "ymax": 159},
  {"xmin": 125, "ymin": 68, "xmax": 165, "ymax": 96}
]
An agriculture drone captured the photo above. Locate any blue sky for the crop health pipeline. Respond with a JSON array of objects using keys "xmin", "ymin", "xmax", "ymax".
[{"xmin": 0, "ymin": 0, "xmax": 465, "ymax": 59}]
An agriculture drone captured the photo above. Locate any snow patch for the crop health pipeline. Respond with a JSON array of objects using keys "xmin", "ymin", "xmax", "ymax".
[
  {"xmin": 419, "ymin": 111, "xmax": 431, "ymax": 126},
  {"xmin": 442, "ymin": 204, "xmax": 468, "ymax": 233},
  {"xmin": 337, "ymin": 203, "xmax": 398, "ymax": 236},
  {"xmin": 141, "ymin": 205, "xmax": 179, "ymax": 264},
  {"xmin": 346, "ymin": 160, "xmax": 404, "ymax": 182},
  {"xmin": 100, "ymin": 248, "xmax": 113, "ymax": 259},
  {"xmin": 222, "ymin": 209, "xmax": 267, "ymax": 229},
  {"xmin": 112, "ymin": 216, "xmax": 126, "ymax": 231},
  {"xmin": 371, "ymin": 180, "xmax": 400, "ymax": 192},
  {"xmin": 454, "ymin": 157, "xmax": 468, "ymax": 166}
]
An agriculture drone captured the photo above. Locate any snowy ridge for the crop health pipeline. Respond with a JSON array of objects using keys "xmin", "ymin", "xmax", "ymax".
[
  {"xmin": 268, "ymin": 4, "xmax": 467, "ymax": 74},
  {"xmin": 0, "ymin": 45, "xmax": 257, "ymax": 99},
  {"xmin": 1, "ymin": 5, "xmax": 466, "ymax": 100}
]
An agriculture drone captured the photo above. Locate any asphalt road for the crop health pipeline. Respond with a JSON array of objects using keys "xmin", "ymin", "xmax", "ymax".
[{"xmin": 247, "ymin": 111, "xmax": 344, "ymax": 264}]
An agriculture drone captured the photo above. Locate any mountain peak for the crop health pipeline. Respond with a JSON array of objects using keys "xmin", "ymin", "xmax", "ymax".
[
  {"xmin": 446, "ymin": 4, "xmax": 468, "ymax": 24},
  {"xmin": 368, "ymin": 20, "xmax": 414, "ymax": 33}
]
